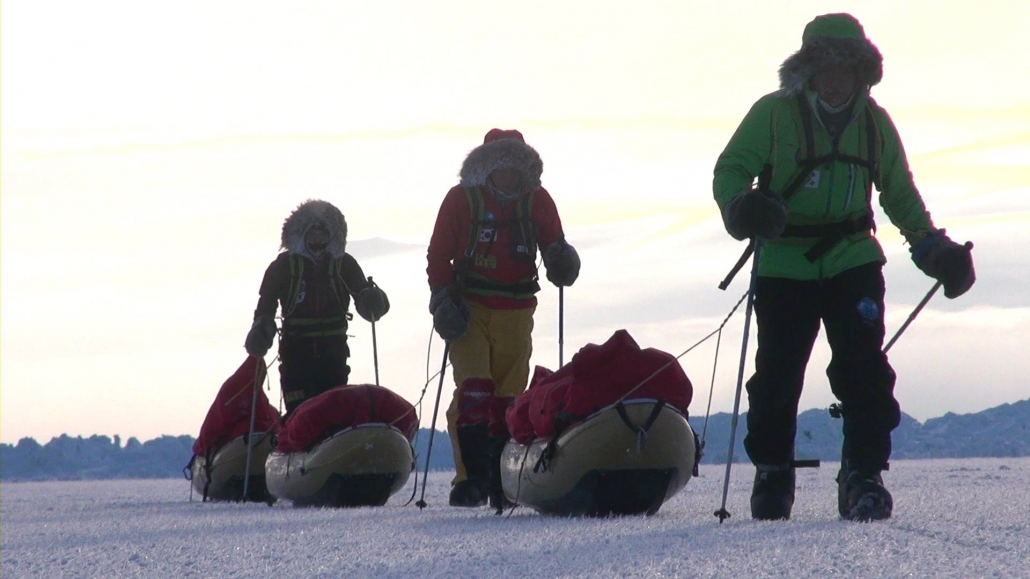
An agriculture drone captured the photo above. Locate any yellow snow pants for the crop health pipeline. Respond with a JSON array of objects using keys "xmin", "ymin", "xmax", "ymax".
[{"xmin": 446, "ymin": 302, "xmax": 535, "ymax": 484}]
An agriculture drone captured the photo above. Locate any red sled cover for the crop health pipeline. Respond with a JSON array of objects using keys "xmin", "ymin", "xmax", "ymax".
[
  {"xmin": 193, "ymin": 356, "xmax": 281, "ymax": 456},
  {"xmin": 275, "ymin": 384, "xmax": 418, "ymax": 454},
  {"xmin": 506, "ymin": 329, "xmax": 693, "ymax": 445}
]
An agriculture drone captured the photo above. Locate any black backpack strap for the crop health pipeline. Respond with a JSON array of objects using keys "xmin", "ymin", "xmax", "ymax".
[
  {"xmin": 183, "ymin": 455, "xmax": 196, "ymax": 481},
  {"xmin": 510, "ymin": 191, "xmax": 538, "ymax": 264},
  {"xmin": 615, "ymin": 400, "xmax": 666, "ymax": 457},
  {"xmin": 779, "ymin": 212, "xmax": 876, "ymax": 262},
  {"xmin": 532, "ymin": 411, "xmax": 582, "ymax": 473},
  {"xmin": 463, "ymin": 186, "xmax": 487, "ymax": 259}
]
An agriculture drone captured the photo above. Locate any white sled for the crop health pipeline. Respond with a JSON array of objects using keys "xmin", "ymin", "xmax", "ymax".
[
  {"xmin": 500, "ymin": 400, "xmax": 698, "ymax": 516},
  {"xmin": 265, "ymin": 424, "xmax": 414, "ymax": 507},
  {"xmin": 190, "ymin": 432, "xmax": 276, "ymax": 503}
]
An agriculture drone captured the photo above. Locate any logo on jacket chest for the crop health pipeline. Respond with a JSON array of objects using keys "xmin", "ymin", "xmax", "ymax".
[
  {"xmin": 478, "ymin": 210, "xmax": 497, "ymax": 242},
  {"xmin": 474, "ymin": 254, "xmax": 498, "ymax": 269},
  {"xmin": 804, "ymin": 170, "xmax": 821, "ymax": 189}
]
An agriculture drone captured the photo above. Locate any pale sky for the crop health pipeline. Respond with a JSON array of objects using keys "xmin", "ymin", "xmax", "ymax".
[{"xmin": 2, "ymin": 0, "xmax": 1028, "ymax": 444}]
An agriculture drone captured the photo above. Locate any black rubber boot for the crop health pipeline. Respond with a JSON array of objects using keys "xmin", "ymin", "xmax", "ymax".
[
  {"xmin": 488, "ymin": 436, "xmax": 513, "ymax": 514},
  {"xmin": 837, "ymin": 461, "xmax": 893, "ymax": 521},
  {"xmin": 750, "ymin": 463, "xmax": 796, "ymax": 520},
  {"xmin": 449, "ymin": 424, "xmax": 491, "ymax": 507}
]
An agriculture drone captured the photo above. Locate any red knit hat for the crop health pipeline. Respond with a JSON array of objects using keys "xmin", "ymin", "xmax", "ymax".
[{"xmin": 483, "ymin": 128, "xmax": 525, "ymax": 144}]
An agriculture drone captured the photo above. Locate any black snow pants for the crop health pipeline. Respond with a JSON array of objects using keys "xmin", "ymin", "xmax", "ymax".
[
  {"xmin": 279, "ymin": 335, "xmax": 351, "ymax": 415},
  {"xmin": 743, "ymin": 262, "xmax": 901, "ymax": 474}
]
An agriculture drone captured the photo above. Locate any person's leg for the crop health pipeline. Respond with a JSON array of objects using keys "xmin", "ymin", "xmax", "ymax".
[
  {"xmin": 487, "ymin": 306, "xmax": 535, "ymax": 429},
  {"xmin": 309, "ymin": 335, "xmax": 350, "ymax": 400},
  {"xmin": 279, "ymin": 339, "xmax": 315, "ymax": 416},
  {"xmin": 445, "ymin": 302, "xmax": 495, "ymax": 506},
  {"xmin": 484, "ymin": 306, "xmax": 535, "ymax": 510},
  {"xmin": 745, "ymin": 276, "xmax": 821, "ymax": 520},
  {"xmin": 823, "ymin": 262, "xmax": 898, "ymax": 520},
  {"xmin": 745, "ymin": 277, "xmax": 821, "ymax": 465}
]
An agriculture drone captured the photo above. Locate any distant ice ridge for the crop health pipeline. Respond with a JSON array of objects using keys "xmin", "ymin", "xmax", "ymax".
[{"xmin": 2, "ymin": 398, "xmax": 1028, "ymax": 481}]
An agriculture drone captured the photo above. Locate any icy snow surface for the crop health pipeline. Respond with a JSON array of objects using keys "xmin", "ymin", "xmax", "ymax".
[{"xmin": 2, "ymin": 458, "xmax": 1027, "ymax": 578}]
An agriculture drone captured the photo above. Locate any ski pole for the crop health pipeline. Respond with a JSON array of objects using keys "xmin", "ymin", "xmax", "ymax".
[
  {"xmin": 242, "ymin": 356, "xmax": 262, "ymax": 502},
  {"xmin": 884, "ymin": 282, "xmax": 940, "ymax": 353},
  {"xmin": 715, "ymin": 237, "xmax": 761, "ymax": 523},
  {"xmin": 416, "ymin": 343, "xmax": 450, "ymax": 510},
  {"xmin": 559, "ymin": 286, "xmax": 565, "ymax": 367},
  {"xmin": 367, "ymin": 276, "xmax": 381, "ymax": 386},
  {"xmin": 715, "ymin": 163, "xmax": 772, "ymax": 523},
  {"xmin": 883, "ymin": 241, "xmax": 973, "ymax": 354},
  {"xmin": 371, "ymin": 320, "xmax": 380, "ymax": 386}
]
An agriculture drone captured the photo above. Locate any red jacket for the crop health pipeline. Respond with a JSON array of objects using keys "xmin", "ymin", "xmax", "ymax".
[{"xmin": 427, "ymin": 185, "xmax": 564, "ymax": 309}]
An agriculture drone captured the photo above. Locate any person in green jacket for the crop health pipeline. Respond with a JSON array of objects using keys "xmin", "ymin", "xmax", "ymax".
[{"xmin": 713, "ymin": 13, "xmax": 975, "ymax": 521}]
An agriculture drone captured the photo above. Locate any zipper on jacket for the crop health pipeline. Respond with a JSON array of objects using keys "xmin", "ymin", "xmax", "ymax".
[{"xmin": 844, "ymin": 163, "xmax": 856, "ymax": 210}]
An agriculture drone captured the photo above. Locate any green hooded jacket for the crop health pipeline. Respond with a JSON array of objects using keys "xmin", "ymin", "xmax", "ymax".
[{"xmin": 713, "ymin": 13, "xmax": 935, "ymax": 280}]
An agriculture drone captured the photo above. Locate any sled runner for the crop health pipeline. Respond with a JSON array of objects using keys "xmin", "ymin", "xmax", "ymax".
[
  {"xmin": 265, "ymin": 384, "xmax": 417, "ymax": 507},
  {"xmin": 501, "ymin": 400, "xmax": 697, "ymax": 516}
]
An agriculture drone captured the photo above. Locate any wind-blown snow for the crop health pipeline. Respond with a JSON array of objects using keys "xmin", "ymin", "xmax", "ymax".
[{"xmin": 2, "ymin": 458, "xmax": 1027, "ymax": 578}]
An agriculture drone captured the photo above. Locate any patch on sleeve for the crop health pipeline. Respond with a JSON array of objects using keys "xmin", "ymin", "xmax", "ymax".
[{"xmin": 856, "ymin": 297, "xmax": 880, "ymax": 321}]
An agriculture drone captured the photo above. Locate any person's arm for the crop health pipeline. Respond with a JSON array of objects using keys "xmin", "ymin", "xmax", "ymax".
[
  {"xmin": 339, "ymin": 253, "xmax": 370, "ymax": 297},
  {"xmin": 427, "ymin": 187, "xmax": 467, "ymax": 289},
  {"xmin": 342, "ymin": 253, "xmax": 391, "ymax": 321},
  {"xmin": 246, "ymin": 255, "xmax": 286, "ymax": 357},
  {"xmin": 873, "ymin": 106, "xmax": 935, "ymax": 246},
  {"xmin": 254, "ymin": 255, "xmax": 287, "ymax": 319},
  {"xmin": 713, "ymin": 95, "xmax": 788, "ymax": 240},
  {"xmin": 535, "ymin": 188, "xmax": 580, "ymax": 287},
  {"xmin": 874, "ymin": 104, "xmax": 974, "ymax": 298},
  {"xmin": 713, "ymin": 95, "xmax": 778, "ymax": 213},
  {"xmin": 532, "ymin": 188, "xmax": 565, "ymax": 249}
]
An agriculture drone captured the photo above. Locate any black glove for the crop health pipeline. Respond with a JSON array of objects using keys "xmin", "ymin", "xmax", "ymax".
[
  {"xmin": 355, "ymin": 286, "xmax": 390, "ymax": 322},
  {"xmin": 722, "ymin": 187, "xmax": 788, "ymax": 241},
  {"xmin": 542, "ymin": 241, "xmax": 581, "ymax": 287},
  {"xmin": 430, "ymin": 287, "xmax": 470, "ymax": 343},
  {"xmin": 428, "ymin": 286, "xmax": 449, "ymax": 315},
  {"xmin": 244, "ymin": 315, "xmax": 277, "ymax": 357},
  {"xmin": 911, "ymin": 230, "xmax": 975, "ymax": 299}
]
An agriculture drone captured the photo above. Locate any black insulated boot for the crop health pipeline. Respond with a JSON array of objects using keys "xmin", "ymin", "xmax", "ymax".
[
  {"xmin": 488, "ymin": 436, "xmax": 514, "ymax": 514},
  {"xmin": 750, "ymin": 463, "xmax": 796, "ymax": 520},
  {"xmin": 450, "ymin": 424, "xmax": 491, "ymax": 507},
  {"xmin": 449, "ymin": 478, "xmax": 488, "ymax": 507},
  {"xmin": 837, "ymin": 462, "xmax": 893, "ymax": 521}
]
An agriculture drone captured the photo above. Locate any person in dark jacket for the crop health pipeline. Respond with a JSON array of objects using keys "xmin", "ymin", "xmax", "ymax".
[
  {"xmin": 713, "ymin": 14, "xmax": 975, "ymax": 522},
  {"xmin": 245, "ymin": 199, "xmax": 390, "ymax": 415}
]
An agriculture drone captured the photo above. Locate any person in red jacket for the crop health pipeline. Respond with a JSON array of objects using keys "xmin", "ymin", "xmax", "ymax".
[
  {"xmin": 427, "ymin": 129, "xmax": 580, "ymax": 509},
  {"xmin": 245, "ymin": 200, "xmax": 390, "ymax": 416}
]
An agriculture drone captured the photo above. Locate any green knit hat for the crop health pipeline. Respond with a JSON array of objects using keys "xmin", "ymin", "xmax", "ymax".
[{"xmin": 802, "ymin": 13, "xmax": 867, "ymax": 43}]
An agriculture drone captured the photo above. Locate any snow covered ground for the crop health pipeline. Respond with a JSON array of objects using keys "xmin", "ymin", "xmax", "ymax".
[{"xmin": 2, "ymin": 458, "xmax": 1027, "ymax": 578}]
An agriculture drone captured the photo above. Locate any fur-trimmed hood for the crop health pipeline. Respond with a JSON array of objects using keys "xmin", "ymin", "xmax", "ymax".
[
  {"xmin": 280, "ymin": 199, "xmax": 347, "ymax": 259},
  {"xmin": 779, "ymin": 13, "xmax": 883, "ymax": 96},
  {"xmin": 459, "ymin": 129, "xmax": 543, "ymax": 197}
]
